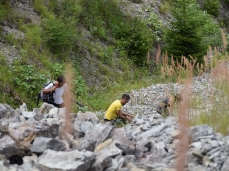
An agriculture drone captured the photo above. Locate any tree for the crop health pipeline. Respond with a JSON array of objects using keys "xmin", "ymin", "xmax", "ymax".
[{"xmin": 164, "ymin": 0, "xmax": 207, "ymax": 64}]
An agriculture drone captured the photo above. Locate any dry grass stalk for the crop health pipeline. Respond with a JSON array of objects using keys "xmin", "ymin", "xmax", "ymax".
[
  {"xmin": 175, "ymin": 78, "xmax": 193, "ymax": 171},
  {"xmin": 208, "ymin": 46, "xmax": 213, "ymax": 70},
  {"xmin": 210, "ymin": 61, "xmax": 229, "ymax": 82},
  {"xmin": 60, "ymin": 63, "xmax": 75, "ymax": 140},
  {"xmin": 165, "ymin": 52, "xmax": 169, "ymax": 65},
  {"xmin": 222, "ymin": 29, "xmax": 228, "ymax": 53},
  {"xmin": 171, "ymin": 56, "xmax": 195, "ymax": 170},
  {"xmin": 203, "ymin": 55, "xmax": 208, "ymax": 72},
  {"xmin": 171, "ymin": 55, "xmax": 175, "ymax": 68},
  {"xmin": 161, "ymin": 66, "xmax": 166, "ymax": 77},
  {"xmin": 162, "ymin": 52, "xmax": 168, "ymax": 66},
  {"xmin": 156, "ymin": 44, "xmax": 161, "ymax": 64}
]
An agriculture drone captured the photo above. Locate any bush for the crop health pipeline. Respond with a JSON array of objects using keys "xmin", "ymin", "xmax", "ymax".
[
  {"xmin": 203, "ymin": 0, "xmax": 220, "ymax": 17},
  {"xmin": 0, "ymin": 1, "xmax": 10, "ymax": 21},
  {"xmin": 164, "ymin": 0, "xmax": 221, "ymax": 64},
  {"xmin": 112, "ymin": 18, "xmax": 154, "ymax": 66},
  {"xmin": 48, "ymin": 0, "xmax": 82, "ymax": 21},
  {"xmin": 41, "ymin": 18, "xmax": 76, "ymax": 55},
  {"xmin": 9, "ymin": 65, "xmax": 46, "ymax": 95},
  {"xmin": 78, "ymin": 0, "xmax": 154, "ymax": 66}
]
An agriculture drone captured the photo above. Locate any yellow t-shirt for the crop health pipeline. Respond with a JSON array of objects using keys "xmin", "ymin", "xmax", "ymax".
[{"xmin": 105, "ymin": 100, "xmax": 122, "ymax": 120}]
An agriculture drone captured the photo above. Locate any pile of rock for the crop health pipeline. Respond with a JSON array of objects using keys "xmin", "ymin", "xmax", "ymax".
[{"xmin": 1, "ymin": 92, "xmax": 229, "ymax": 171}]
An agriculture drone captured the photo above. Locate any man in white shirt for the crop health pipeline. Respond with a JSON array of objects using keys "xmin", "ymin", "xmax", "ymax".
[{"xmin": 42, "ymin": 75, "xmax": 68, "ymax": 108}]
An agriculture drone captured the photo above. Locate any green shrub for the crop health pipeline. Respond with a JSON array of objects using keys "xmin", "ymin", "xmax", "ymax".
[
  {"xmin": 9, "ymin": 65, "xmax": 46, "ymax": 94},
  {"xmin": 24, "ymin": 24, "xmax": 42, "ymax": 49},
  {"xmin": 112, "ymin": 18, "xmax": 154, "ymax": 66},
  {"xmin": 0, "ymin": 54, "xmax": 10, "ymax": 85},
  {"xmin": 146, "ymin": 11, "xmax": 164, "ymax": 42},
  {"xmin": 163, "ymin": 0, "xmax": 221, "ymax": 64},
  {"xmin": 78, "ymin": 0, "xmax": 154, "ymax": 66},
  {"xmin": 78, "ymin": 0, "xmax": 114, "ymax": 39},
  {"xmin": 8, "ymin": 64, "xmax": 46, "ymax": 108},
  {"xmin": 203, "ymin": 0, "xmax": 220, "ymax": 17},
  {"xmin": 159, "ymin": 1, "xmax": 170, "ymax": 14},
  {"xmin": 34, "ymin": 0, "xmax": 54, "ymax": 19},
  {"xmin": 48, "ymin": 0, "xmax": 82, "ymax": 21},
  {"xmin": 41, "ymin": 18, "xmax": 76, "ymax": 55},
  {"xmin": 0, "ymin": 1, "xmax": 10, "ymax": 21},
  {"xmin": 50, "ymin": 63, "xmax": 64, "ymax": 79}
]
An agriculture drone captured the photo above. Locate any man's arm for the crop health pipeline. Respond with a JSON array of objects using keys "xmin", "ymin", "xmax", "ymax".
[
  {"xmin": 42, "ymin": 83, "xmax": 57, "ymax": 93},
  {"xmin": 117, "ymin": 110, "xmax": 133, "ymax": 122}
]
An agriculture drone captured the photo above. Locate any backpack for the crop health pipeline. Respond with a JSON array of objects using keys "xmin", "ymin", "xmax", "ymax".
[{"xmin": 37, "ymin": 81, "xmax": 55, "ymax": 106}]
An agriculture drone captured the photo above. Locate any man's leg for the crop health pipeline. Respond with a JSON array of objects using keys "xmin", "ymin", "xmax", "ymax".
[
  {"xmin": 58, "ymin": 102, "xmax": 65, "ymax": 108},
  {"xmin": 104, "ymin": 118, "xmax": 115, "ymax": 125}
]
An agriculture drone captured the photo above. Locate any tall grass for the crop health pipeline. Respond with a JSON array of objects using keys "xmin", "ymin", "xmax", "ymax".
[
  {"xmin": 187, "ymin": 30, "xmax": 229, "ymax": 136},
  {"xmin": 86, "ymin": 68, "xmax": 156, "ymax": 111},
  {"xmin": 151, "ymin": 31, "xmax": 229, "ymax": 170},
  {"xmin": 158, "ymin": 34, "xmax": 229, "ymax": 136}
]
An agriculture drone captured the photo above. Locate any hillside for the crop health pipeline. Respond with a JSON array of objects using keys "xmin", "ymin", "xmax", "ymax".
[
  {"xmin": 2, "ymin": 1, "xmax": 229, "ymax": 170},
  {"xmin": 0, "ymin": 0, "xmax": 229, "ymax": 110}
]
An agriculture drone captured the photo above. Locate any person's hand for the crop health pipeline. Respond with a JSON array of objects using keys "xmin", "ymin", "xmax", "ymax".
[
  {"xmin": 127, "ymin": 114, "xmax": 134, "ymax": 119},
  {"xmin": 55, "ymin": 81, "xmax": 61, "ymax": 88},
  {"xmin": 50, "ymin": 85, "xmax": 57, "ymax": 92},
  {"xmin": 126, "ymin": 116, "xmax": 133, "ymax": 122}
]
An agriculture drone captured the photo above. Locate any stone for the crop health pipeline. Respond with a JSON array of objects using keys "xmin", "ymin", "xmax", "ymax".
[
  {"xmin": 30, "ymin": 137, "xmax": 52, "ymax": 153},
  {"xmin": 0, "ymin": 135, "xmax": 16, "ymax": 150},
  {"xmin": 0, "ymin": 104, "xmax": 8, "ymax": 119},
  {"xmin": 38, "ymin": 149, "xmax": 96, "ymax": 171},
  {"xmin": 202, "ymin": 155, "xmax": 211, "ymax": 166},
  {"xmin": 171, "ymin": 130, "xmax": 181, "ymax": 139},
  {"xmin": 221, "ymin": 157, "xmax": 229, "ymax": 171},
  {"xmin": 20, "ymin": 103, "xmax": 28, "ymax": 111},
  {"xmin": 48, "ymin": 107, "xmax": 58, "ymax": 115},
  {"xmin": 89, "ymin": 154, "xmax": 112, "ymax": 171},
  {"xmin": 22, "ymin": 111, "xmax": 36, "ymax": 119},
  {"xmin": 192, "ymin": 149, "xmax": 203, "ymax": 159}
]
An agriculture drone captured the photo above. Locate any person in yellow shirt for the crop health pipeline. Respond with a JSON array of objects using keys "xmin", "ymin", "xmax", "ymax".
[{"xmin": 104, "ymin": 94, "xmax": 133, "ymax": 123}]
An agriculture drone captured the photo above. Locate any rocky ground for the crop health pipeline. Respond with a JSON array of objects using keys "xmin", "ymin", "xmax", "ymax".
[
  {"xmin": 1, "ymin": 73, "xmax": 229, "ymax": 171},
  {"xmin": 1, "ymin": 1, "xmax": 229, "ymax": 170}
]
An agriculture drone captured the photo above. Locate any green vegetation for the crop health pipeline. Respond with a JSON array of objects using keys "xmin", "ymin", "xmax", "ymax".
[
  {"xmin": 77, "ymin": 0, "xmax": 154, "ymax": 66},
  {"xmin": 163, "ymin": 0, "xmax": 222, "ymax": 64},
  {"xmin": 145, "ymin": 10, "xmax": 164, "ymax": 42},
  {"xmin": 203, "ymin": 0, "xmax": 220, "ymax": 17},
  {"xmin": 189, "ymin": 56, "xmax": 229, "ymax": 136},
  {"xmin": 41, "ymin": 18, "xmax": 77, "ymax": 55},
  {"xmin": 1, "ymin": 0, "xmax": 229, "ymax": 136},
  {"xmin": 0, "ymin": 0, "xmax": 10, "ymax": 22},
  {"xmin": 112, "ymin": 18, "xmax": 154, "ymax": 66}
]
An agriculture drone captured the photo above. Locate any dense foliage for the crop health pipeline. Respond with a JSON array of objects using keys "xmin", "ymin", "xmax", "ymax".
[
  {"xmin": 77, "ymin": 0, "xmax": 154, "ymax": 66},
  {"xmin": 41, "ymin": 18, "xmax": 76, "ymax": 55},
  {"xmin": 164, "ymin": 0, "xmax": 222, "ymax": 64},
  {"xmin": 0, "ymin": 0, "xmax": 10, "ymax": 21},
  {"xmin": 203, "ymin": 0, "xmax": 220, "ymax": 17}
]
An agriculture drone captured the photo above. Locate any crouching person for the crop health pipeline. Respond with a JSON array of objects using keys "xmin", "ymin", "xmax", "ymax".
[
  {"xmin": 104, "ymin": 94, "xmax": 134, "ymax": 125},
  {"xmin": 156, "ymin": 93, "xmax": 183, "ymax": 118}
]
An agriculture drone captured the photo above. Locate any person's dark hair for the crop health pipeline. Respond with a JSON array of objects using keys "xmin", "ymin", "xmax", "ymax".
[
  {"xmin": 122, "ymin": 94, "xmax": 130, "ymax": 100},
  {"xmin": 57, "ymin": 75, "xmax": 66, "ymax": 84}
]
